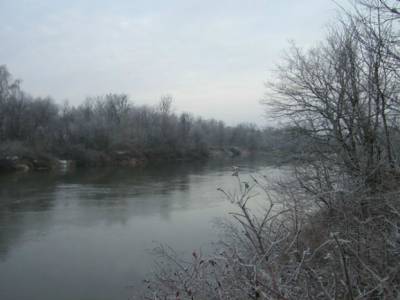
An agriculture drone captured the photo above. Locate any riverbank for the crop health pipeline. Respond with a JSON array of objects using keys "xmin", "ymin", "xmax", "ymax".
[
  {"xmin": 0, "ymin": 145, "xmax": 259, "ymax": 173},
  {"xmin": 142, "ymin": 172, "xmax": 400, "ymax": 299}
]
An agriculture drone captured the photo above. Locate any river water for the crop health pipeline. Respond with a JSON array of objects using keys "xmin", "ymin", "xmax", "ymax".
[{"xmin": 0, "ymin": 158, "xmax": 280, "ymax": 300}]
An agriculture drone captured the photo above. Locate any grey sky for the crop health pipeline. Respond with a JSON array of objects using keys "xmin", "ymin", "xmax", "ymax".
[{"xmin": 0, "ymin": 0, "xmax": 341, "ymax": 126}]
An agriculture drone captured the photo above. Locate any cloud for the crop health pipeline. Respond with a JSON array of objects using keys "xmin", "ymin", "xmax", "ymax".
[{"xmin": 0, "ymin": 0, "xmax": 340, "ymax": 125}]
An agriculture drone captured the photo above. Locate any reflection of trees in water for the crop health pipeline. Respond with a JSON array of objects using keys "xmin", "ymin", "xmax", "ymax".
[
  {"xmin": 0, "ymin": 161, "xmax": 208, "ymax": 260},
  {"xmin": 60, "ymin": 162, "xmax": 210, "ymax": 224},
  {"xmin": 0, "ymin": 158, "xmax": 269, "ymax": 260},
  {"xmin": 0, "ymin": 173, "xmax": 58, "ymax": 259}
]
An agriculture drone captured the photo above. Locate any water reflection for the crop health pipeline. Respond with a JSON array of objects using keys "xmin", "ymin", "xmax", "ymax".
[{"xmin": 0, "ymin": 157, "xmax": 273, "ymax": 300}]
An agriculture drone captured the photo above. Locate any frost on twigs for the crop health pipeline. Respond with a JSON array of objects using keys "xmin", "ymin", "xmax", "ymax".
[{"xmin": 139, "ymin": 166, "xmax": 400, "ymax": 299}]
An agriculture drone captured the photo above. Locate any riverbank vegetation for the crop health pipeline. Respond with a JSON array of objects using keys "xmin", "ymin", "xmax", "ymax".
[
  {"xmin": 142, "ymin": 1, "xmax": 400, "ymax": 299},
  {"xmin": 0, "ymin": 67, "xmax": 279, "ymax": 172}
]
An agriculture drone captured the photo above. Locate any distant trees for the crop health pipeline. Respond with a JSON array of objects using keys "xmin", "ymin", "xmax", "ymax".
[
  {"xmin": 0, "ymin": 66, "xmax": 268, "ymax": 165},
  {"xmin": 0, "ymin": 66, "xmax": 59, "ymax": 153},
  {"xmin": 0, "ymin": 66, "xmax": 23, "ymax": 141}
]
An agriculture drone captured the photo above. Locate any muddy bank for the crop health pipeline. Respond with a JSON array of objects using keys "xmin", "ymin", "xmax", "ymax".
[{"xmin": 0, "ymin": 146, "xmax": 259, "ymax": 173}]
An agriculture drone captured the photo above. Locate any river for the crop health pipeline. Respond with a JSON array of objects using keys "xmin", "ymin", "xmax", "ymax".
[{"xmin": 0, "ymin": 157, "xmax": 281, "ymax": 300}]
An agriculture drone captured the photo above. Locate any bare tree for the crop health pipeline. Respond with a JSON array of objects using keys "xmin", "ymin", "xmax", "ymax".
[{"xmin": 265, "ymin": 6, "xmax": 400, "ymax": 190}]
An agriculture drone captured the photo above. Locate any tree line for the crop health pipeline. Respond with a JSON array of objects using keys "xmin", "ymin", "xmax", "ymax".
[{"xmin": 0, "ymin": 66, "xmax": 274, "ymax": 168}]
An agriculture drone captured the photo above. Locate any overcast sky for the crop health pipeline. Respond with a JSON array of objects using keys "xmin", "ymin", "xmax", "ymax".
[{"xmin": 0, "ymin": 0, "xmax": 342, "ymax": 126}]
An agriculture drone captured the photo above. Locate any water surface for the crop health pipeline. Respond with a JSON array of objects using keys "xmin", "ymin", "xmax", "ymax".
[{"xmin": 0, "ymin": 158, "xmax": 278, "ymax": 300}]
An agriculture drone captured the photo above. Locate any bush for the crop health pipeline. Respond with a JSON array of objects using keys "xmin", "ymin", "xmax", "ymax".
[{"xmin": 141, "ymin": 171, "xmax": 400, "ymax": 299}]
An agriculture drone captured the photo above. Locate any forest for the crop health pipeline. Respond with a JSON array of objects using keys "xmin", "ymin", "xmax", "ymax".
[{"xmin": 0, "ymin": 66, "xmax": 297, "ymax": 171}]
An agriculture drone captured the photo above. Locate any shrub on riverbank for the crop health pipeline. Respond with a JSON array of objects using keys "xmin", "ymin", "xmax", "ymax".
[
  {"xmin": 0, "ymin": 141, "xmax": 56, "ymax": 172},
  {"xmin": 142, "ymin": 171, "xmax": 400, "ymax": 299}
]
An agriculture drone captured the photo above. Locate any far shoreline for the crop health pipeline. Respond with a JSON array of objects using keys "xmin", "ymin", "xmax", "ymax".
[{"xmin": 0, "ymin": 146, "xmax": 271, "ymax": 174}]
